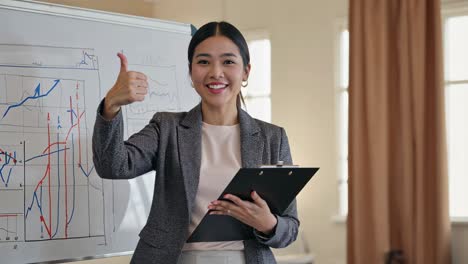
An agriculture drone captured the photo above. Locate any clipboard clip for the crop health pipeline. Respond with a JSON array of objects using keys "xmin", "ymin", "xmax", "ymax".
[{"xmin": 260, "ymin": 161, "xmax": 299, "ymax": 168}]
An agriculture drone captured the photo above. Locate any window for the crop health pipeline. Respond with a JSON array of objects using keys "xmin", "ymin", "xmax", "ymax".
[
  {"xmin": 243, "ymin": 31, "xmax": 271, "ymax": 123},
  {"xmin": 336, "ymin": 5, "xmax": 468, "ymax": 219},
  {"xmin": 443, "ymin": 7, "xmax": 468, "ymax": 219},
  {"xmin": 336, "ymin": 24, "xmax": 349, "ymax": 217}
]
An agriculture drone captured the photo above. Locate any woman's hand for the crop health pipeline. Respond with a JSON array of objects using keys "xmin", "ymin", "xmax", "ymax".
[
  {"xmin": 208, "ymin": 191, "xmax": 278, "ymax": 235},
  {"xmin": 103, "ymin": 53, "xmax": 148, "ymax": 120}
]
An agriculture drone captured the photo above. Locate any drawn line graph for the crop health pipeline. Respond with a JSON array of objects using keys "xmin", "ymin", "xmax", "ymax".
[
  {"xmin": 76, "ymin": 51, "xmax": 98, "ymax": 69},
  {"xmin": 24, "ymin": 106, "xmax": 90, "ymax": 239},
  {"xmin": 0, "ymin": 44, "xmax": 99, "ymax": 70},
  {"xmin": 0, "ymin": 73, "xmax": 104, "ymax": 242},
  {"xmin": 0, "ymin": 143, "xmax": 23, "ymax": 191},
  {"xmin": 1, "ymin": 79, "xmax": 60, "ymax": 119},
  {"xmin": 0, "ymin": 214, "xmax": 21, "ymax": 242},
  {"xmin": 0, "ymin": 149, "xmax": 17, "ymax": 187},
  {"xmin": 21, "ymin": 83, "xmax": 98, "ymax": 241}
]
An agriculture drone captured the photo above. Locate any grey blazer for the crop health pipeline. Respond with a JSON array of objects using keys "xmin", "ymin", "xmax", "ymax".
[{"xmin": 92, "ymin": 102, "xmax": 299, "ymax": 264}]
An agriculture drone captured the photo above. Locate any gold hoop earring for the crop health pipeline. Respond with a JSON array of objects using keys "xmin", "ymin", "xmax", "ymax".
[
  {"xmin": 241, "ymin": 80, "xmax": 248, "ymax": 88},
  {"xmin": 190, "ymin": 80, "xmax": 195, "ymax": 88}
]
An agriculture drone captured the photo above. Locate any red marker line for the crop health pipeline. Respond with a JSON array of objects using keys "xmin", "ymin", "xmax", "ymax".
[
  {"xmin": 40, "ymin": 215, "xmax": 52, "ymax": 237},
  {"xmin": 64, "ymin": 145, "xmax": 68, "ymax": 238},
  {"xmin": 0, "ymin": 214, "xmax": 18, "ymax": 218},
  {"xmin": 65, "ymin": 112, "xmax": 85, "ymax": 141},
  {"xmin": 42, "ymin": 142, "xmax": 66, "ymax": 154},
  {"xmin": 47, "ymin": 113, "xmax": 52, "ymax": 239},
  {"xmin": 76, "ymin": 92, "xmax": 82, "ymax": 166},
  {"xmin": 0, "ymin": 149, "xmax": 17, "ymax": 164},
  {"xmin": 33, "ymin": 165, "xmax": 50, "ymax": 194},
  {"xmin": 41, "ymin": 111, "xmax": 84, "ymax": 154}
]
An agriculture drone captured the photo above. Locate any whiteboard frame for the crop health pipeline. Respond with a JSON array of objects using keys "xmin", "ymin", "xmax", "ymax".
[
  {"xmin": 0, "ymin": 0, "xmax": 193, "ymax": 262},
  {"xmin": 0, "ymin": 0, "xmax": 192, "ymax": 34},
  {"xmin": 30, "ymin": 251, "xmax": 134, "ymax": 264}
]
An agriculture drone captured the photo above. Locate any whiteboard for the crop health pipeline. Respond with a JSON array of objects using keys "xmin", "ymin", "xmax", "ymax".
[{"xmin": 0, "ymin": 1, "xmax": 200, "ymax": 263}]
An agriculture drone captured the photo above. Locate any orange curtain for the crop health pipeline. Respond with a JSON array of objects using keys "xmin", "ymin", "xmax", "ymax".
[{"xmin": 347, "ymin": 0, "xmax": 451, "ymax": 263}]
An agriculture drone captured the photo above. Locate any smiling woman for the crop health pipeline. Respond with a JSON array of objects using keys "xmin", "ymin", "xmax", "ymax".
[
  {"xmin": 188, "ymin": 22, "xmax": 251, "ymax": 126},
  {"xmin": 92, "ymin": 21, "xmax": 300, "ymax": 264},
  {"xmin": 190, "ymin": 35, "xmax": 250, "ymax": 125}
]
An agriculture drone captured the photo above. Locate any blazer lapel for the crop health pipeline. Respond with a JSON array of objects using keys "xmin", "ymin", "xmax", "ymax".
[
  {"xmin": 177, "ymin": 104, "xmax": 203, "ymax": 216},
  {"xmin": 239, "ymin": 108, "xmax": 264, "ymax": 168}
]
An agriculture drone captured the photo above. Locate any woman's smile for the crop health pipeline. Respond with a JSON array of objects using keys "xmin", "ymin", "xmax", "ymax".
[{"xmin": 206, "ymin": 82, "xmax": 228, "ymax": 94}]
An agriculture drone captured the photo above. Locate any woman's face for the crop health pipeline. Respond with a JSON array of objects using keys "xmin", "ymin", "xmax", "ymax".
[{"xmin": 190, "ymin": 35, "xmax": 250, "ymax": 111}]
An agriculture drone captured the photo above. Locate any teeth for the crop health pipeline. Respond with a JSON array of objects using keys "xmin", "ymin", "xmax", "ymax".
[{"xmin": 208, "ymin": 84, "xmax": 227, "ymax": 89}]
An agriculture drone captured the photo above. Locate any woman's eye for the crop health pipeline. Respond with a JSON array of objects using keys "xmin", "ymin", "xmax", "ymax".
[
  {"xmin": 224, "ymin": 60, "xmax": 235, "ymax": 65},
  {"xmin": 197, "ymin": 60, "xmax": 208, "ymax": 64}
]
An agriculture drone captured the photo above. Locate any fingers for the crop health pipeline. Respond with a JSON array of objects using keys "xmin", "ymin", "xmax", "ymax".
[
  {"xmin": 209, "ymin": 193, "xmax": 261, "ymax": 212},
  {"xmin": 251, "ymin": 191, "xmax": 268, "ymax": 208},
  {"xmin": 135, "ymin": 86, "xmax": 148, "ymax": 95},
  {"xmin": 223, "ymin": 194, "xmax": 247, "ymax": 207},
  {"xmin": 132, "ymin": 80, "xmax": 149, "ymax": 98},
  {"xmin": 130, "ymin": 86, "xmax": 148, "ymax": 100},
  {"xmin": 117, "ymin": 52, "xmax": 128, "ymax": 73},
  {"xmin": 128, "ymin": 71, "xmax": 148, "ymax": 81},
  {"xmin": 208, "ymin": 194, "xmax": 252, "ymax": 216},
  {"xmin": 209, "ymin": 208, "xmax": 232, "ymax": 216},
  {"xmin": 208, "ymin": 193, "xmax": 275, "ymax": 233},
  {"xmin": 129, "ymin": 79, "xmax": 149, "ymax": 89},
  {"xmin": 133, "ymin": 93, "xmax": 146, "ymax": 102},
  {"xmin": 208, "ymin": 199, "xmax": 237, "ymax": 216}
]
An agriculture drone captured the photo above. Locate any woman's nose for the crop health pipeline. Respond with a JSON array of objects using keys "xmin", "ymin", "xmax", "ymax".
[{"xmin": 209, "ymin": 63, "xmax": 224, "ymax": 79}]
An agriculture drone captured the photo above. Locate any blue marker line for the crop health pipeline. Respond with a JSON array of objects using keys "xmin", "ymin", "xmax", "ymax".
[
  {"xmin": 40, "ymin": 185, "xmax": 44, "ymax": 235},
  {"xmin": 0, "ymin": 161, "xmax": 10, "ymax": 186},
  {"xmin": 67, "ymin": 109, "xmax": 77, "ymax": 121},
  {"xmin": 79, "ymin": 164, "xmax": 94, "ymax": 178},
  {"xmin": 25, "ymin": 148, "xmax": 68, "ymax": 163},
  {"xmin": 5, "ymin": 168, "xmax": 13, "ymax": 188},
  {"xmin": 2, "ymin": 79, "xmax": 60, "ymax": 119},
  {"xmin": 0, "ymin": 151, "xmax": 16, "ymax": 187},
  {"xmin": 40, "ymin": 185, "xmax": 43, "ymax": 215},
  {"xmin": 25, "ymin": 191, "xmax": 43, "ymax": 219}
]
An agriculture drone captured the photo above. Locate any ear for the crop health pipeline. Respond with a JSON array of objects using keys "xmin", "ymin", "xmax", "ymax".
[{"xmin": 243, "ymin": 63, "xmax": 251, "ymax": 81}]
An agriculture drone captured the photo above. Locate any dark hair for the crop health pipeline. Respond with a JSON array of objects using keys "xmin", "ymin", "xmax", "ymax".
[{"xmin": 188, "ymin": 21, "xmax": 249, "ymax": 108}]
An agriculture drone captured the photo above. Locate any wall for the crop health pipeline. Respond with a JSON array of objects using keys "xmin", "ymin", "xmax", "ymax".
[
  {"xmin": 35, "ymin": 0, "xmax": 468, "ymax": 263},
  {"xmin": 40, "ymin": 0, "xmax": 155, "ymax": 18}
]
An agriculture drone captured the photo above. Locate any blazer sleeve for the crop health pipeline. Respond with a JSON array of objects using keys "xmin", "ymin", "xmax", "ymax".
[
  {"xmin": 253, "ymin": 127, "xmax": 300, "ymax": 248},
  {"xmin": 92, "ymin": 99, "xmax": 160, "ymax": 179}
]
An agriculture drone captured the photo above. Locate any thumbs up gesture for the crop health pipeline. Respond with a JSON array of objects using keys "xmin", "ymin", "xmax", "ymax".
[{"xmin": 103, "ymin": 53, "xmax": 148, "ymax": 120}]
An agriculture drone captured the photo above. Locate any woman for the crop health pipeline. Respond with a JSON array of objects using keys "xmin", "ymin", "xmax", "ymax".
[{"xmin": 92, "ymin": 21, "xmax": 299, "ymax": 264}]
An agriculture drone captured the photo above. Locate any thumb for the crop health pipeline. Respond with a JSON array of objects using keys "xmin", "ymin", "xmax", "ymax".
[{"xmin": 117, "ymin": 52, "xmax": 128, "ymax": 73}]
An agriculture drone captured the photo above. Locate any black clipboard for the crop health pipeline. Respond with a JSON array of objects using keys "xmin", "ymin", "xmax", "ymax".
[{"xmin": 186, "ymin": 167, "xmax": 319, "ymax": 243}]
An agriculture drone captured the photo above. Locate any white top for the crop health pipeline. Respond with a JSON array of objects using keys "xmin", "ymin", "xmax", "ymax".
[{"xmin": 182, "ymin": 122, "xmax": 244, "ymax": 251}]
